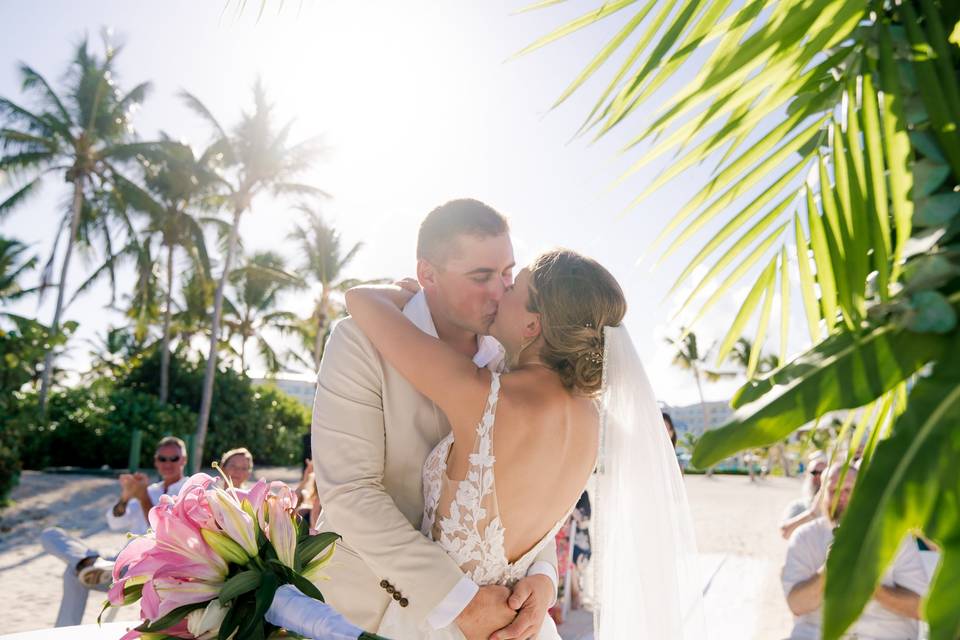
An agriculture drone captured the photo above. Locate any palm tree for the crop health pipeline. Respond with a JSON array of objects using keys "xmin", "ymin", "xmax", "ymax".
[
  {"xmin": 287, "ymin": 205, "xmax": 363, "ymax": 370},
  {"xmin": 525, "ymin": 2, "xmax": 960, "ymax": 634},
  {"xmin": 223, "ymin": 250, "xmax": 300, "ymax": 374},
  {"xmin": 131, "ymin": 138, "xmax": 221, "ymax": 403},
  {"xmin": 666, "ymin": 329, "xmax": 734, "ymax": 477},
  {"xmin": 180, "ymin": 80, "xmax": 325, "ymax": 462},
  {"xmin": 726, "ymin": 337, "xmax": 780, "ymax": 379},
  {"xmin": 0, "ymin": 236, "xmax": 38, "ymax": 305},
  {"xmin": 666, "ymin": 329, "xmax": 735, "ymax": 434},
  {"xmin": 0, "ymin": 36, "xmax": 158, "ymax": 413},
  {"xmin": 83, "ymin": 325, "xmax": 147, "ymax": 381},
  {"xmin": 171, "ymin": 268, "xmax": 214, "ymax": 351}
]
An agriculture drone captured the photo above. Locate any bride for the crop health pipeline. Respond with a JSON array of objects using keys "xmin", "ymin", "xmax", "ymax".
[{"xmin": 342, "ymin": 248, "xmax": 704, "ymax": 640}]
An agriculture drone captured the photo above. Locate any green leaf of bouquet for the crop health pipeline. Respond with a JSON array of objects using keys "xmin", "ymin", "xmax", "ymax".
[
  {"xmin": 218, "ymin": 593, "xmax": 246, "ymax": 640},
  {"xmin": 288, "ymin": 568, "xmax": 326, "ymax": 603},
  {"xmin": 693, "ymin": 323, "xmax": 950, "ymax": 468},
  {"xmin": 255, "ymin": 572, "xmax": 280, "ymax": 622},
  {"xmin": 822, "ymin": 345, "xmax": 960, "ymax": 639},
  {"xmin": 136, "ymin": 601, "xmax": 207, "ymax": 633},
  {"xmin": 296, "ymin": 532, "xmax": 341, "ymax": 568},
  {"xmin": 219, "ymin": 568, "xmax": 262, "ymax": 604},
  {"xmin": 297, "ymin": 513, "xmax": 311, "ymax": 542}
]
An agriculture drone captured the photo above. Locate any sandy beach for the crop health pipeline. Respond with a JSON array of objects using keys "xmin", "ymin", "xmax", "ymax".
[{"xmin": 0, "ymin": 470, "xmax": 795, "ymax": 638}]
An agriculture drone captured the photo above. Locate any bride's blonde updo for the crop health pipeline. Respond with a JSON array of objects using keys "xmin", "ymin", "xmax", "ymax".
[{"xmin": 526, "ymin": 249, "xmax": 627, "ymax": 396}]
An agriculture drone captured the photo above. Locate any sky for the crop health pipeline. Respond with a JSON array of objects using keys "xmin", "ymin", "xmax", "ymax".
[{"xmin": 0, "ymin": 0, "xmax": 805, "ymax": 406}]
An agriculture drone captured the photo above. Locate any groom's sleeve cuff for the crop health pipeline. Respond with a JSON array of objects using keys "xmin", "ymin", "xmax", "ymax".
[
  {"xmin": 426, "ymin": 576, "xmax": 479, "ymax": 630},
  {"xmin": 527, "ymin": 561, "xmax": 559, "ymax": 607}
]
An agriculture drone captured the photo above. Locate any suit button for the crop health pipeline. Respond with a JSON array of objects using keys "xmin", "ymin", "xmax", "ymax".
[
  {"xmin": 393, "ymin": 592, "xmax": 402, "ymax": 601},
  {"xmin": 379, "ymin": 580, "xmax": 389, "ymax": 589},
  {"xmin": 386, "ymin": 585, "xmax": 396, "ymax": 594},
  {"xmin": 399, "ymin": 597, "xmax": 409, "ymax": 608}
]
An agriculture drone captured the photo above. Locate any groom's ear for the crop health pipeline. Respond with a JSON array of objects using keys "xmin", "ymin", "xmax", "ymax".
[{"xmin": 416, "ymin": 259, "xmax": 438, "ymax": 290}]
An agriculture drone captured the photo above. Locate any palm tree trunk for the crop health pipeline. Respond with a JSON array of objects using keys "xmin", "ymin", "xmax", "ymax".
[
  {"xmin": 38, "ymin": 177, "xmax": 84, "ymax": 415},
  {"xmin": 193, "ymin": 206, "xmax": 242, "ymax": 466},
  {"xmin": 159, "ymin": 242, "xmax": 175, "ymax": 404},
  {"xmin": 240, "ymin": 333, "xmax": 247, "ymax": 373}
]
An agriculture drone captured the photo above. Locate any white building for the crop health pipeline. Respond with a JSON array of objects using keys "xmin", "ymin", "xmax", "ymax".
[
  {"xmin": 252, "ymin": 375, "xmax": 317, "ymax": 410},
  {"xmin": 662, "ymin": 400, "xmax": 733, "ymax": 435}
]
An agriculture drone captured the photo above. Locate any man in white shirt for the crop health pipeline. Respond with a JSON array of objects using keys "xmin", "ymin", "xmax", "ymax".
[
  {"xmin": 40, "ymin": 436, "xmax": 188, "ymax": 626},
  {"xmin": 782, "ymin": 464, "xmax": 929, "ymax": 639},
  {"xmin": 106, "ymin": 436, "xmax": 188, "ymax": 535}
]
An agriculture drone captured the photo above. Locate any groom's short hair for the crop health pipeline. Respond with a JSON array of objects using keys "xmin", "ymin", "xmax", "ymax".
[{"xmin": 417, "ymin": 199, "xmax": 509, "ymax": 265}]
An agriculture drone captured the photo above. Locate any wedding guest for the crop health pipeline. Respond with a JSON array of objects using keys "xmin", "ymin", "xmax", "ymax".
[
  {"xmin": 218, "ymin": 446, "xmax": 254, "ymax": 488},
  {"xmin": 570, "ymin": 491, "xmax": 592, "ymax": 609},
  {"xmin": 780, "ymin": 451, "xmax": 827, "ymax": 539},
  {"xmin": 40, "ymin": 436, "xmax": 189, "ymax": 627},
  {"xmin": 782, "ymin": 465, "xmax": 929, "ymax": 639},
  {"xmin": 106, "ymin": 436, "xmax": 188, "ymax": 535},
  {"xmin": 662, "ymin": 412, "xmax": 678, "ymax": 448},
  {"xmin": 295, "ymin": 458, "xmax": 322, "ymax": 530}
]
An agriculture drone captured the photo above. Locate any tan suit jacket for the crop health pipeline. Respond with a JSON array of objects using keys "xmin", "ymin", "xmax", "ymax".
[{"xmin": 311, "ymin": 294, "xmax": 558, "ymax": 630}]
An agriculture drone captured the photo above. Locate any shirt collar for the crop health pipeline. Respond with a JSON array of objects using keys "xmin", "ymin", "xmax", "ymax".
[{"xmin": 403, "ymin": 290, "xmax": 504, "ymax": 368}]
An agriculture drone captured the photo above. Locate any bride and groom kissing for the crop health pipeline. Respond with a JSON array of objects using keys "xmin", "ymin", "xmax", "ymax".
[{"xmin": 268, "ymin": 198, "xmax": 703, "ymax": 639}]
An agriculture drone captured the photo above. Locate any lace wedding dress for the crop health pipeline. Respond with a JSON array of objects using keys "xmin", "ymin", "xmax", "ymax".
[{"xmin": 378, "ymin": 372, "xmax": 566, "ymax": 640}]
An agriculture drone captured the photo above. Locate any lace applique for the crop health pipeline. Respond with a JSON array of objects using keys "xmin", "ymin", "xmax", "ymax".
[{"xmin": 420, "ymin": 373, "xmax": 566, "ymax": 587}]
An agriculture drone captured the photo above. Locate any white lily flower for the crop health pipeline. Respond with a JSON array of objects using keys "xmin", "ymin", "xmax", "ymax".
[{"xmin": 186, "ymin": 599, "xmax": 229, "ymax": 640}]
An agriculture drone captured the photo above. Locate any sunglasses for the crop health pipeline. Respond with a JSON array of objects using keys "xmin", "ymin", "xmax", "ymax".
[
  {"xmin": 155, "ymin": 455, "xmax": 182, "ymax": 463},
  {"xmin": 811, "ymin": 469, "xmax": 824, "ymax": 476}
]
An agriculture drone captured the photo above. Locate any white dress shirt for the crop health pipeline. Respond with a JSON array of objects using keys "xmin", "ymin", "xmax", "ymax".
[
  {"xmin": 781, "ymin": 517, "xmax": 929, "ymax": 640},
  {"xmin": 403, "ymin": 291, "xmax": 559, "ymax": 629},
  {"xmin": 105, "ymin": 476, "xmax": 187, "ymax": 535}
]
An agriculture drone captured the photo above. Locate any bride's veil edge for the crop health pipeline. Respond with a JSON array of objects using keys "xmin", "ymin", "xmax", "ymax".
[{"xmin": 593, "ymin": 325, "xmax": 707, "ymax": 639}]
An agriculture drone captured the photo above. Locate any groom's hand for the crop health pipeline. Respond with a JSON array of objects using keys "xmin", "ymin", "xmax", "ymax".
[
  {"xmin": 455, "ymin": 585, "xmax": 515, "ymax": 640},
  {"xmin": 491, "ymin": 574, "xmax": 554, "ymax": 640}
]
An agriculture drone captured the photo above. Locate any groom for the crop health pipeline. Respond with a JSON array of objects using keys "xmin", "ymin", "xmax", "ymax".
[{"xmin": 311, "ymin": 199, "xmax": 558, "ymax": 639}]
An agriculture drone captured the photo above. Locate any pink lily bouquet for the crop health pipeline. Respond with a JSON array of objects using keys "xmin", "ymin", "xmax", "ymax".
[{"xmin": 101, "ymin": 470, "xmax": 387, "ymax": 639}]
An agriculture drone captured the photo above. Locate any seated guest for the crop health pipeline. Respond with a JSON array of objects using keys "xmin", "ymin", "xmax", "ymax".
[
  {"xmin": 106, "ymin": 436, "xmax": 188, "ymax": 535},
  {"xmin": 780, "ymin": 451, "xmax": 828, "ymax": 539},
  {"xmin": 782, "ymin": 464, "xmax": 929, "ymax": 639},
  {"xmin": 40, "ymin": 436, "xmax": 189, "ymax": 626},
  {"xmin": 218, "ymin": 447, "xmax": 254, "ymax": 488},
  {"xmin": 294, "ymin": 458, "xmax": 321, "ymax": 531}
]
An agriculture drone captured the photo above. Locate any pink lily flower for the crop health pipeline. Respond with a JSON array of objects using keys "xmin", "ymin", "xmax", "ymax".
[
  {"xmin": 208, "ymin": 487, "xmax": 260, "ymax": 557},
  {"xmin": 266, "ymin": 495, "xmax": 297, "ymax": 569},
  {"xmin": 141, "ymin": 566, "xmax": 222, "ymax": 621},
  {"xmin": 151, "ymin": 502, "xmax": 228, "ymax": 582}
]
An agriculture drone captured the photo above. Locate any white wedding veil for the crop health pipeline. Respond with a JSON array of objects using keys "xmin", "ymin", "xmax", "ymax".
[{"xmin": 593, "ymin": 325, "xmax": 706, "ymax": 639}]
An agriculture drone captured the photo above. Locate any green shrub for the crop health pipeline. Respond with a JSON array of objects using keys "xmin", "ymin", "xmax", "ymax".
[
  {"xmin": 118, "ymin": 349, "xmax": 309, "ymax": 466},
  {"xmin": 0, "ymin": 317, "xmax": 73, "ymax": 503},
  {"xmin": 12, "ymin": 387, "xmax": 196, "ymax": 470},
  {"xmin": 7, "ymin": 348, "xmax": 309, "ymax": 472}
]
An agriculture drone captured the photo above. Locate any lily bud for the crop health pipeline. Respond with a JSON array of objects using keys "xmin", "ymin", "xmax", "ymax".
[{"xmin": 201, "ymin": 528, "xmax": 250, "ymax": 566}]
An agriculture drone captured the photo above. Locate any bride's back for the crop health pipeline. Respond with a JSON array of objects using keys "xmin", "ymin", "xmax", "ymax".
[{"xmin": 445, "ymin": 367, "xmax": 599, "ymax": 563}]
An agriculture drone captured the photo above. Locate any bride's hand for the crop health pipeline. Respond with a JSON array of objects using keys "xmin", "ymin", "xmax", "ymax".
[
  {"xmin": 394, "ymin": 277, "xmax": 421, "ymax": 294},
  {"xmin": 376, "ymin": 278, "xmax": 419, "ymax": 310}
]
